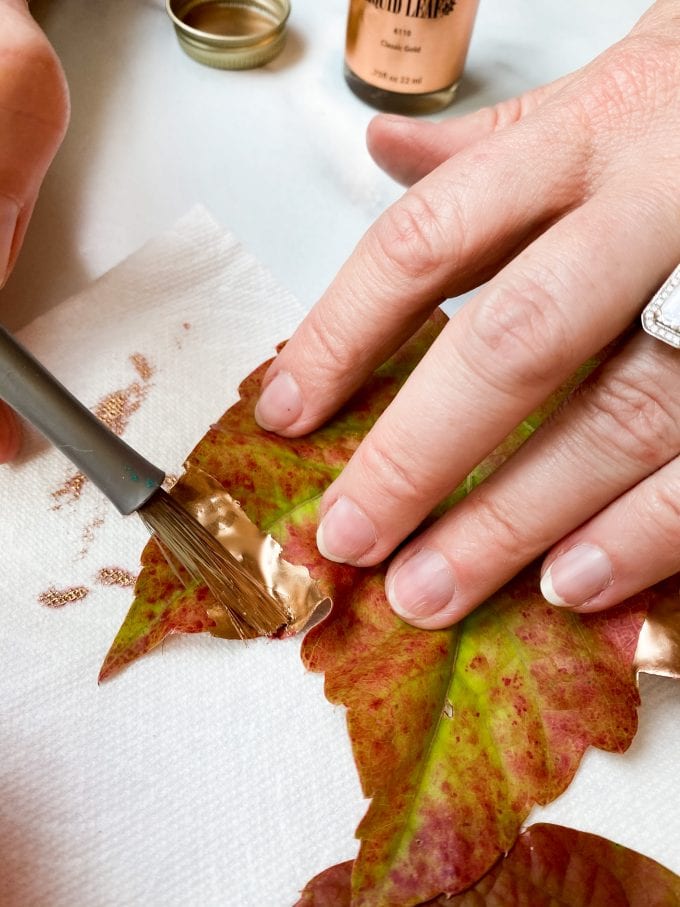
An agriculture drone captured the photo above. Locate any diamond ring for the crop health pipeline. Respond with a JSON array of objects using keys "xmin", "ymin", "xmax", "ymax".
[{"xmin": 641, "ymin": 265, "xmax": 680, "ymax": 348}]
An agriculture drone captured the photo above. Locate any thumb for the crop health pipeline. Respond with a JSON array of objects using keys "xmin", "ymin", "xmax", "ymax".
[
  {"xmin": 366, "ymin": 75, "xmax": 572, "ymax": 187},
  {"xmin": 0, "ymin": 0, "xmax": 69, "ymax": 286},
  {"xmin": 0, "ymin": 0, "xmax": 69, "ymax": 461}
]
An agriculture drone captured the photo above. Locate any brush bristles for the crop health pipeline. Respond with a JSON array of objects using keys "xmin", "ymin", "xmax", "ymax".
[{"xmin": 138, "ymin": 488, "xmax": 289, "ymax": 637}]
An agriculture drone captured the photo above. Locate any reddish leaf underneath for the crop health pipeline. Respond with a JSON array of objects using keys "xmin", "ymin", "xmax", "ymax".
[
  {"xmin": 100, "ymin": 315, "xmax": 446, "ymax": 679},
  {"xmin": 297, "ymin": 824, "xmax": 680, "ymax": 906},
  {"xmin": 301, "ymin": 550, "xmax": 659, "ymax": 904},
  {"xmin": 297, "ymin": 860, "xmax": 353, "ymax": 907}
]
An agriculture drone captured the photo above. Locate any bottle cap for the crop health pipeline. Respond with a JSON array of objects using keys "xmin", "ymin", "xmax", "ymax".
[{"xmin": 166, "ymin": 0, "xmax": 290, "ymax": 70}]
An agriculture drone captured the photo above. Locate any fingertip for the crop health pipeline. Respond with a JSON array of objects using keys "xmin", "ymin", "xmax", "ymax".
[
  {"xmin": 316, "ymin": 496, "xmax": 378, "ymax": 565},
  {"xmin": 386, "ymin": 547, "xmax": 463, "ymax": 629},
  {"xmin": 566, "ymin": 598, "xmax": 619, "ymax": 615},
  {"xmin": 0, "ymin": 404, "xmax": 21, "ymax": 463},
  {"xmin": 540, "ymin": 544, "xmax": 613, "ymax": 611},
  {"xmin": 366, "ymin": 115, "xmax": 431, "ymax": 186},
  {"xmin": 539, "ymin": 567, "xmax": 567, "ymax": 607},
  {"xmin": 366, "ymin": 113, "xmax": 414, "ymax": 146},
  {"xmin": 395, "ymin": 609, "xmax": 465, "ymax": 630},
  {"xmin": 254, "ymin": 369, "xmax": 303, "ymax": 434}
]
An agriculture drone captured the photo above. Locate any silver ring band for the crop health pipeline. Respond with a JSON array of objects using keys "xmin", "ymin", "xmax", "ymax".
[{"xmin": 641, "ymin": 264, "xmax": 680, "ymax": 348}]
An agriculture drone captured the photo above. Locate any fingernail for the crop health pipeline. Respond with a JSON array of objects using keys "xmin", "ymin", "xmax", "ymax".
[
  {"xmin": 0, "ymin": 197, "xmax": 19, "ymax": 287},
  {"xmin": 316, "ymin": 496, "xmax": 377, "ymax": 564},
  {"xmin": 387, "ymin": 548, "xmax": 456, "ymax": 621},
  {"xmin": 541, "ymin": 544, "xmax": 613, "ymax": 607},
  {"xmin": 254, "ymin": 371, "xmax": 303, "ymax": 432}
]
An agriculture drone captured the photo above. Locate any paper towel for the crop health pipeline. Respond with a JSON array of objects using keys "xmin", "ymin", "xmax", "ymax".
[{"xmin": 0, "ymin": 208, "xmax": 677, "ymax": 907}]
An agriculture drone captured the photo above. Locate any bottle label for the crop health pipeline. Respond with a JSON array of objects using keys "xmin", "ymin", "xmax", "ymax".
[{"xmin": 345, "ymin": 0, "xmax": 478, "ymax": 95}]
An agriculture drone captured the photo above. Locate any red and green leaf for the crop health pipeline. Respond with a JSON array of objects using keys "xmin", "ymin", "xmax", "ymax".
[
  {"xmin": 100, "ymin": 315, "xmax": 448, "ymax": 681},
  {"xmin": 297, "ymin": 823, "xmax": 680, "ymax": 906},
  {"xmin": 100, "ymin": 310, "xmax": 594, "ymax": 681},
  {"xmin": 100, "ymin": 309, "xmax": 676, "ymax": 903},
  {"xmin": 301, "ymin": 556, "xmax": 667, "ymax": 904}
]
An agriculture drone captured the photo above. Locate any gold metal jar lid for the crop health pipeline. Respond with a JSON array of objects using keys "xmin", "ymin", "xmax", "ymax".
[{"xmin": 166, "ymin": 0, "xmax": 291, "ymax": 70}]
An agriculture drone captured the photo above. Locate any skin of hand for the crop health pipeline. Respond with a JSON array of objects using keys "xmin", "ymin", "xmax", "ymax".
[
  {"xmin": 0, "ymin": 0, "xmax": 70, "ymax": 462},
  {"xmin": 255, "ymin": 0, "xmax": 680, "ymax": 627}
]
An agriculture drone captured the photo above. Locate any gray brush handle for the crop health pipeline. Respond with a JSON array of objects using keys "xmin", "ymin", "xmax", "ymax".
[{"xmin": 0, "ymin": 325, "xmax": 164, "ymax": 515}]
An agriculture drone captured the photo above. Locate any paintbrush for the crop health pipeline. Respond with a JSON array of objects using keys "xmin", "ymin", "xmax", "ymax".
[{"xmin": 0, "ymin": 324, "xmax": 289, "ymax": 638}]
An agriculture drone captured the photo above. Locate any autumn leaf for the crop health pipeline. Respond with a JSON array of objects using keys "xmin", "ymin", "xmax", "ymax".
[
  {"xmin": 298, "ymin": 860, "xmax": 353, "ymax": 907},
  {"xmin": 99, "ymin": 314, "xmax": 449, "ymax": 681},
  {"xmin": 296, "ymin": 823, "xmax": 680, "ymax": 906},
  {"xmin": 301, "ymin": 555, "xmax": 669, "ymax": 904},
  {"xmin": 100, "ymin": 309, "xmax": 595, "ymax": 681},
  {"xmin": 99, "ymin": 308, "xmax": 675, "ymax": 903}
]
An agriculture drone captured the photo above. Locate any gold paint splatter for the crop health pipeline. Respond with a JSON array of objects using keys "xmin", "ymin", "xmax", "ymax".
[
  {"xmin": 130, "ymin": 353, "xmax": 155, "ymax": 382},
  {"xmin": 39, "ymin": 586, "xmax": 90, "ymax": 608},
  {"xmin": 96, "ymin": 567, "xmax": 136, "ymax": 589},
  {"xmin": 80, "ymin": 513, "xmax": 106, "ymax": 557},
  {"xmin": 94, "ymin": 382, "xmax": 147, "ymax": 436},
  {"xmin": 51, "ymin": 471, "xmax": 87, "ymax": 509}
]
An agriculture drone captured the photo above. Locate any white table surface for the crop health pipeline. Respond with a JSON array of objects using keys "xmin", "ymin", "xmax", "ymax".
[
  {"xmin": 3, "ymin": 2, "xmax": 679, "ymax": 906},
  {"xmin": 3, "ymin": 0, "xmax": 651, "ymax": 330}
]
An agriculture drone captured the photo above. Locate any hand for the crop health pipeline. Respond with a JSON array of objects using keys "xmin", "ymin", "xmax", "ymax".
[
  {"xmin": 0, "ymin": 0, "xmax": 69, "ymax": 462},
  {"xmin": 255, "ymin": 0, "xmax": 680, "ymax": 627}
]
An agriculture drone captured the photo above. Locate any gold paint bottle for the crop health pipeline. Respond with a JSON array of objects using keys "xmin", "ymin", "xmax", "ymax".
[{"xmin": 344, "ymin": 0, "xmax": 480, "ymax": 115}]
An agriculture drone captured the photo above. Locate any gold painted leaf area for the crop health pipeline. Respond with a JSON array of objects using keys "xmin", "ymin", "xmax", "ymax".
[
  {"xmin": 635, "ymin": 595, "xmax": 680, "ymax": 678},
  {"xmin": 171, "ymin": 467, "xmax": 330, "ymax": 638},
  {"xmin": 100, "ymin": 315, "xmax": 447, "ymax": 680}
]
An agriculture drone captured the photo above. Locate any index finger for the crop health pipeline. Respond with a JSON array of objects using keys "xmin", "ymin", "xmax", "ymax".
[{"xmin": 254, "ymin": 111, "xmax": 585, "ymax": 436}]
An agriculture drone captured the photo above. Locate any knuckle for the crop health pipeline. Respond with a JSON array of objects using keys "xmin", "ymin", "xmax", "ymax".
[
  {"xmin": 537, "ymin": 37, "xmax": 680, "ymax": 195},
  {"xmin": 581, "ymin": 367, "xmax": 679, "ymax": 469},
  {"xmin": 356, "ymin": 433, "xmax": 424, "ymax": 509},
  {"xmin": 589, "ymin": 50, "xmax": 653, "ymax": 117},
  {"xmin": 468, "ymin": 491, "xmax": 527, "ymax": 563},
  {"xmin": 372, "ymin": 188, "xmax": 452, "ymax": 281},
  {"xmin": 646, "ymin": 478, "xmax": 680, "ymax": 534},
  {"xmin": 465, "ymin": 272, "xmax": 572, "ymax": 393},
  {"xmin": 482, "ymin": 94, "xmax": 530, "ymax": 133},
  {"xmin": 301, "ymin": 306, "xmax": 362, "ymax": 380},
  {"xmin": 568, "ymin": 37, "xmax": 680, "ymax": 139}
]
